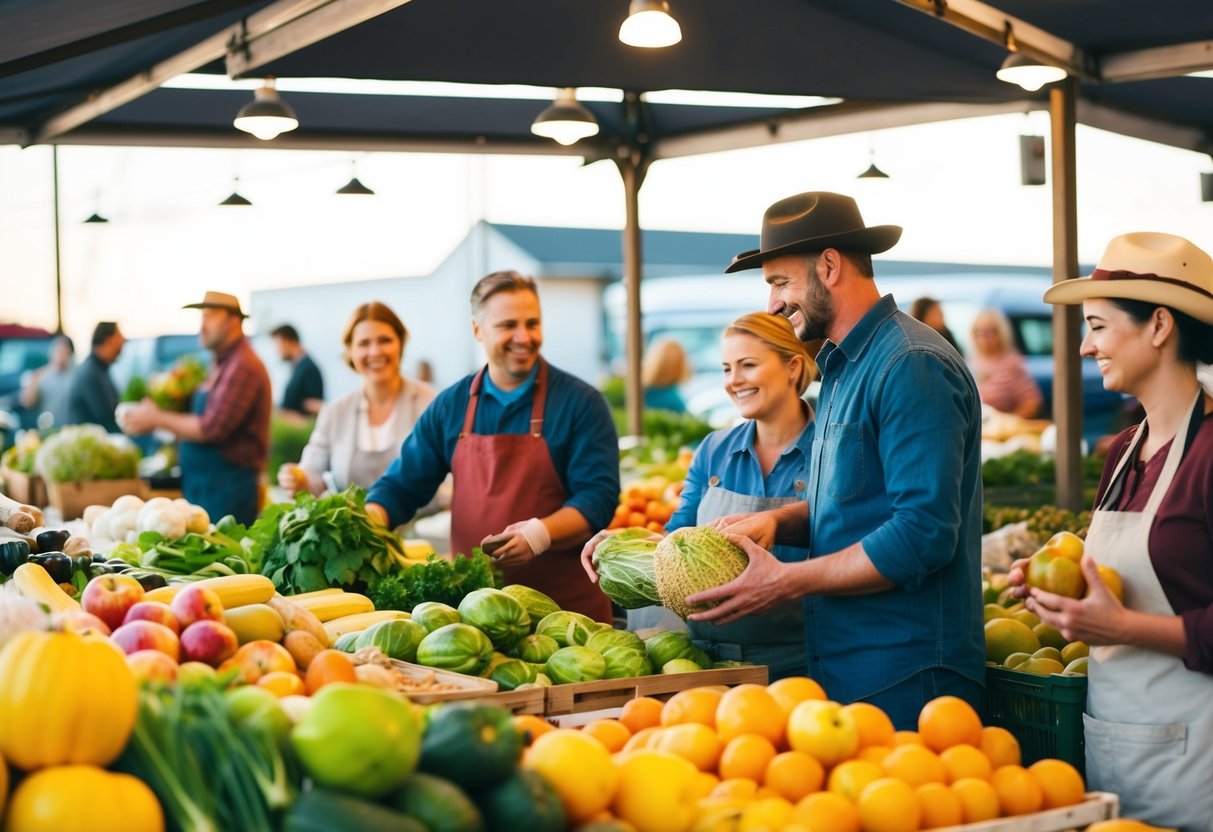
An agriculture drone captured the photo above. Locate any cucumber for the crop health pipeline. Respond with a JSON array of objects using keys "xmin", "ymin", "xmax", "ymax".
[{"xmin": 283, "ymin": 788, "xmax": 427, "ymax": 832}]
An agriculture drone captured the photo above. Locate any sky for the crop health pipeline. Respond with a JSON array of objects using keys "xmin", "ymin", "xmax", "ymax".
[{"xmin": 0, "ymin": 108, "xmax": 1210, "ymax": 345}]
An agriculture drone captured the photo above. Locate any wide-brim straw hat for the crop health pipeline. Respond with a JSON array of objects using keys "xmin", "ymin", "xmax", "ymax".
[
  {"xmin": 182, "ymin": 290, "xmax": 247, "ymax": 318},
  {"xmin": 1044, "ymin": 232, "xmax": 1213, "ymax": 324}
]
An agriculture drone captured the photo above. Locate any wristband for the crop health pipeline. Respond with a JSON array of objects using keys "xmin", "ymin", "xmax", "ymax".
[{"xmin": 519, "ymin": 517, "xmax": 551, "ymax": 556}]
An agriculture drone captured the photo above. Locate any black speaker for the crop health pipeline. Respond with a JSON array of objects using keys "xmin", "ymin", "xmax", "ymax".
[
  {"xmin": 1019, "ymin": 135, "xmax": 1046, "ymax": 186},
  {"xmin": 1201, "ymin": 172, "xmax": 1213, "ymax": 203}
]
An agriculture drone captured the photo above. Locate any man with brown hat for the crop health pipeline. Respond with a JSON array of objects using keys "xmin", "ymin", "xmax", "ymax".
[
  {"xmin": 121, "ymin": 291, "xmax": 271, "ymax": 524},
  {"xmin": 687, "ymin": 192, "xmax": 985, "ymax": 728}
]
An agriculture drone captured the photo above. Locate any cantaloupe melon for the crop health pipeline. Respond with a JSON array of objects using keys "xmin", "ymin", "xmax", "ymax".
[{"xmin": 653, "ymin": 526, "xmax": 748, "ymax": 619}]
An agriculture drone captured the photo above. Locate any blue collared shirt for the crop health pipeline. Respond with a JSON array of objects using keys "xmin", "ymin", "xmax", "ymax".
[
  {"xmin": 804, "ymin": 295, "xmax": 985, "ymax": 702},
  {"xmin": 366, "ymin": 362, "xmax": 620, "ymax": 530},
  {"xmin": 669, "ymin": 417, "xmax": 814, "ymax": 564}
]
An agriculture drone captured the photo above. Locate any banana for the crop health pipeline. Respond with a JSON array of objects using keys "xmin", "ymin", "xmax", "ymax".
[{"xmin": 224, "ymin": 603, "xmax": 286, "ymax": 644}]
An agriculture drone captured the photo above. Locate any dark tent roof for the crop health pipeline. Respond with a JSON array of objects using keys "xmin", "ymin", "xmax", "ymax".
[{"xmin": 1, "ymin": 0, "xmax": 1210, "ymax": 157}]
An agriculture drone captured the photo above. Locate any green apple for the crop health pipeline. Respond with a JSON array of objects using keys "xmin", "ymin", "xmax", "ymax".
[{"xmin": 290, "ymin": 682, "xmax": 420, "ymax": 798}]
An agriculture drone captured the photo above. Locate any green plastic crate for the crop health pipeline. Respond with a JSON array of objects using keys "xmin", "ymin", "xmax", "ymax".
[{"xmin": 981, "ymin": 665, "xmax": 1087, "ymax": 775}]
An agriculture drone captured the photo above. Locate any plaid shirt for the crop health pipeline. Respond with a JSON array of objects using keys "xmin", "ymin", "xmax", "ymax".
[{"xmin": 199, "ymin": 336, "xmax": 271, "ymax": 469}]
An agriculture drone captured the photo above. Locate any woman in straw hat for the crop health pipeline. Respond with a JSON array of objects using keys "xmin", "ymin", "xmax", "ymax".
[{"xmin": 1008, "ymin": 232, "xmax": 1213, "ymax": 829}]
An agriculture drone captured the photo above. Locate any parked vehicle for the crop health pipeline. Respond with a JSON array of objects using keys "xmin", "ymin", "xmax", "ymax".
[{"xmin": 0, "ymin": 324, "xmax": 55, "ymax": 436}]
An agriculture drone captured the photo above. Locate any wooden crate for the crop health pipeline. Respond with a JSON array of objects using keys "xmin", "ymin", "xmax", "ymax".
[
  {"xmin": 544, "ymin": 665, "xmax": 768, "ymax": 715},
  {"xmin": 1, "ymin": 467, "xmax": 47, "ymax": 508},
  {"xmin": 386, "ymin": 658, "xmax": 499, "ymax": 704},
  {"xmin": 477, "ymin": 687, "xmax": 547, "ymax": 715},
  {"xmin": 46, "ymin": 478, "xmax": 144, "ymax": 521},
  {"xmin": 934, "ymin": 792, "xmax": 1117, "ymax": 831}
]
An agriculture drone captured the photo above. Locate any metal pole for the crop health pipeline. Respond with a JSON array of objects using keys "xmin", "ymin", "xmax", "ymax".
[
  {"xmin": 52, "ymin": 145, "xmax": 64, "ymax": 333},
  {"xmin": 1050, "ymin": 78, "xmax": 1083, "ymax": 510},
  {"xmin": 619, "ymin": 155, "xmax": 646, "ymax": 438}
]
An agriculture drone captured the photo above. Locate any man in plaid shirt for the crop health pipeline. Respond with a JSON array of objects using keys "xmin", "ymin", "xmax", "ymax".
[{"xmin": 121, "ymin": 291, "xmax": 271, "ymax": 523}]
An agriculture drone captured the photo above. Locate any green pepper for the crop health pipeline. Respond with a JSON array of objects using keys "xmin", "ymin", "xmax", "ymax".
[{"xmin": 0, "ymin": 539, "xmax": 31, "ymax": 575}]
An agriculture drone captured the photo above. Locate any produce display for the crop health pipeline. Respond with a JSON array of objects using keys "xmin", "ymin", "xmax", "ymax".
[{"xmin": 32, "ymin": 424, "xmax": 141, "ymax": 483}]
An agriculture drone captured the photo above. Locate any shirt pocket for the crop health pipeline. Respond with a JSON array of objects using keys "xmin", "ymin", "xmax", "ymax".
[{"xmin": 821, "ymin": 422, "xmax": 865, "ymax": 503}]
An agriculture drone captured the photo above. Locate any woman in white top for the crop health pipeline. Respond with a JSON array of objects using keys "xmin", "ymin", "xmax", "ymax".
[{"xmin": 278, "ymin": 301, "xmax": 437, "ymax": 496}]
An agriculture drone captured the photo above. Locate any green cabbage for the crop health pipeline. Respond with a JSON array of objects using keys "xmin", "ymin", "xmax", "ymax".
[
  {"xmin": 415, "ymin": 623, "xmax": 494, "ymax": 675},
  {"xmin": 511, "ymin": 633, "xmax": 560, "ymax": 664},
  {"xmin": 545, "ymin": 646, "xmax": 606, "ymax": 685},
  {"xmin": 500, "ymin": 585, "xmax": 561, "ymax": 628},
  {"xmin": 602, "ymin": 646, "xmax": 653, "ymax": 679},
  {"xmin": 411, "ymin": 601, "xmax": 461, "ymax": 633},
  {"xmin": 457, "ymin": 588, "xmax": 530, "ymax": 650},
  {"xmin": 585, "ymin": 628, "xmax": 646, "ymax": 656},
  {"xmin": 653, "ymin": 526, "xmax": 748, "ymax": 619},
  {"xmin": 534, "ymin": 611, "xmax": 597, "ymax": 648},
  {"xmin": 354, "ymin": 618, "xmax": 427, "ymax": 662},
  {"xmin": 591, "ymin": 529, "xmax": 662, "ymax": 609}
]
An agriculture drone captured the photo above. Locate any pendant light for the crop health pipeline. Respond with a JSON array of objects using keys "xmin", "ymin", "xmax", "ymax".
[
  {"xmin": 83, "ymin": 212, "xmax": 109, "ymax": 224},
  {"xmin": 857, "ymin": 146, "xmax": 889, "ymax": 179},
  {"xmin": 996, "ymin": 28, "xmax": 1068, "ymax": 92},
  {"xmin": 233, "ymin": 77, "xmax": 299, "ymax": 141},
  {"xmin": 219, "ymin": 177, "xmax": 252, "ymax": 206},
  {"xmin": 531, "ymin": 88, "xmax": 600, "ymax": 146},
  {"xmin": 336, "ymin": 160, "xmax": 375, "ymax": 195},
  {"xmin": 619, "ymin": 0, "xmax": 682, "ymax": 48}
]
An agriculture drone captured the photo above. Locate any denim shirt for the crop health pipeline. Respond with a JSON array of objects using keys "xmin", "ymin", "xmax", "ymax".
[{"xmin": 804, "ymin": 294, "xmax": 984, "ymax": 703}]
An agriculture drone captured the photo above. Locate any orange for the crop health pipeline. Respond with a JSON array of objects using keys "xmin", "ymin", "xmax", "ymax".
[
  {"xmin": 524, "ymin": 729, "xmax": 619, "ymax": 822},
  {"xmin": 620, "ymin": 697, "xmax": 665, "ymax": 734},
  {"xmin": 841, "ymin": 702, "xmax": 896, "ymax": 749},
  {"xmin": 979, "ymin": 726, "xmax": 1021, "ymax": 768},
  {"xmin": 514, "ymin": 714, "xmax": 556, "ymax": 743},
  {"xmin": 661, "ymin": 687, "xmax": 723, "ymax": 728},
  {"xmin": 990, "ymin": 764, "xmax": 1044, "ymax": 816},
  {"xmin": 881, "ymin": 743, "xmax": 947, "ymax": 787},
  {"xmin": 763, "ymin": 750, "xmax": 824, "ymax": 802},
  {"xmin": 892, "ymin": 730, "xmax": 925, "ymax": 746},
  {"xmin": 791, "ymin": 791, "xmax": 861, "ymax": 832},
  {"xmin": 856, "ymin": 777, "xmax": 922, "ymax": 832},
  {"xmin": 859, "ymin": 745, "xmax": 894, "ymax": 765},
  {"xmin": 950, "ymin": 777, "xmax": 1000, "ymax": 823},
  {"xmin": 718, "ymin": 733, "xmax": 778, "ymax": 782},
  {"xmin": 715, "ymin": 684, "xmax": 785, "ymax": 745},
  {"xmin": 622, "ymin": 726, "xmax": 660, "ymax": 753},
  {"xmin": 1027, "ymin": 758, "xmax": 1085, "ymax": 809},
  {"xmin": 938, "ymin": 743, "xmax": 992, "ymax": 783},
  {"xmin": 690, "ymin": 770, "xmax": 720, "ymax": 802},
  {"xmin": 650, "ymin": 722, "xmax": 721, "ymax": 771},
  {"xmin": 827, "ymin": 759, "xmax": 885, "ymax": 802},
  {"xmin": 304, "ymin": 649, "xmax": 357, "ymax": 695},
  {"xmin": 256, "ymin": 670, "xmax": 305, "ymax": 698},
  {"xmin": 740, "ymin": 796, "xmax": 794, "ymax": 830},
  {"xmin": 711, "ymin": 777, "xmax": 760, "ymax": 800},
  {"xmin": 583, "ymin": 719, "xmax": 632, "ymax": 753},
  {"xmin": 917, "ymin": 696, "xmax": 983, "ymax": 753},
  {"xmin": 767, "ymin": 676, "xmax": 827, "ymax": 720},
  {"xmin": 915, "ymin": 783, "xmax": 963, "ymax": 829}
]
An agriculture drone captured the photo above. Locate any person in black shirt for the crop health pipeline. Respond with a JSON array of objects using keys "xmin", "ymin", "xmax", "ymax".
[
  {"xmin": 270, "ymin": 324, "xmax": 324, "ymax": 417},
  {"xmin": 66, "ymin": 322, "xmax": 125, "ymax": 432}
]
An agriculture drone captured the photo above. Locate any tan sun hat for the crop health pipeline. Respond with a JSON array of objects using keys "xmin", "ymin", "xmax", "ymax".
[
  {"xmin": 1043, "ymin": 232, "xmax": 1213, "ymax": 324},
  {"xmin": 182, "ymin": 290, "xmax": 247, "ymax": 318}
]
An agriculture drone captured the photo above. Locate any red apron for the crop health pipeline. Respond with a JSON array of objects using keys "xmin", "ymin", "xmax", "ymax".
[{"xmin": 450, "ymin": 361, "xmax": 612, "ymax": 622}]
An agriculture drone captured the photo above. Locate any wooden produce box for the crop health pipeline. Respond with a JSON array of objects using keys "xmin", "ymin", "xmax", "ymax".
[
  {"xmin": 544, "ymin": 665, "xmax": 768, "ymax": 716},
  {"xmin": 478, "ymin": 687, "xmax": 547, "ymax": 715},
  {"xmin": 46, "ymin": 478, "xmax": 144, "ymax": 521},
  {"xmin": 386, "ymin": 658, "xmax": 499, "ymax": 704},
  {"xmin": 935, "ymin": 792, "xmax": 1117, "ymax": 831},
  {"xmin": 1, "ymin": 467, "xmax": 47, "ymax": 507}
]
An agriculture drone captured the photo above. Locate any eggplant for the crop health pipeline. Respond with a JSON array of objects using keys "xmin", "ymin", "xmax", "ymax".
[
  {"xmin": 132, "ymin": 572, "xmax": 168, "ymax": 591},
  {"xmin": 34, "ymin": 529, "xmax": 71, "ymax": 554},
  {"xmin": 27, "ymin": 552, "xmax": 73, "ymax": 584},
  {"xmin": 0, "ymin": 539, "xmax": 31, "ymax": 575},
  {"xmin": 86, "ymin": 562, "xmax": 114, "ymax": 578},
  {"xmin": 92, "ymin": 553, "xmax": 108, "ymax": 563}
]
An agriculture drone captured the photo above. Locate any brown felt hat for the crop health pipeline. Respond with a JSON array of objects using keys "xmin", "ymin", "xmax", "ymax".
[{"xmin": 183, "ymin": 290, "xmax": 247, "ymax": 318}]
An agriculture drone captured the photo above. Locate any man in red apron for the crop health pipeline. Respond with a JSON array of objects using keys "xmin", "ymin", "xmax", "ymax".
[{"xmin": 367, "ymin": 271, "xmax": 618, "ymax": 621}]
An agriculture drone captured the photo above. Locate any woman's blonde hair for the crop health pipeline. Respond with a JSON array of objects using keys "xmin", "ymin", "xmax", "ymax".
[
  {"xmin": 971, "ymin": 307, "xmax": 1016, "ymax": 356},
  {"xmin": 725, "ymin": 312, "xmax": 816, "ymax": 395},
  {"xmin": 342, "ymin": 301, "xmax": 407, "ymax": 370},
  {"xmin": 642, "ymin": 339, "xmax": 692, "ymax": 388}
]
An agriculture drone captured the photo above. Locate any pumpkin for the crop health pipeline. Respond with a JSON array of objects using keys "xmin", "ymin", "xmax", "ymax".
[
  {"xmin": 4, "ymin": 765, "xmax": 164, "ymax": 832},
  {"xmin": 0, "ymin": 631, "xmax": 138, "ymax": 770}
]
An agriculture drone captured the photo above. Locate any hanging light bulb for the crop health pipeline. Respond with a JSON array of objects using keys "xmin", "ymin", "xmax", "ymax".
[
  {"xmin": 995, "ymin": 28, "xmax": 1067, "ymax": 92},
  {"xmin": 619, "ymin": 0, "xmax": 682, "ymax": 48},
  {"xmin": 531, "ymin": 88, "xmax": 600, "ymax": 146},
  {"xmin": 233, "ymin": 78, "xmax": 299, "ymax": 141}
]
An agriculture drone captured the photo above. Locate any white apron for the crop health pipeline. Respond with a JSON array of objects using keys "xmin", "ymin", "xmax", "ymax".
[{"xmin": 1082, "ymin": 392, "xmax": 1213, "ymax": 831}]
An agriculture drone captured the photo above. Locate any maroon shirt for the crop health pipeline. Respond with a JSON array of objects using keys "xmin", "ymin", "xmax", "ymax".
[
  {"xmin": 1096, "ymin": 411, "xmax": 1213, "ymax": 673},
  {"xmin": 199, "ymin": 337, "xmax": 271, "ymax": 470}
]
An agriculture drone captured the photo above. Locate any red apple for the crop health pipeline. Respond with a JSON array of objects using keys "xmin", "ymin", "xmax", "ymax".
[
  {"xmin": 126, "ymin": 649, "xmax": 179, "ymax": 684},
  {"xmin": 124, "ymin": 601, "xmax": 181, "ymax": 634},
  {"xmin": 111, "ymin": 619, "xmax": 180, "ymax": 661},
  {"xmin": 169, "ymin": 585, "xmax": 225, "ymax": 629},
  {"xmin": 54, "ymin": 610, "xmax": 112, "ymax": 637},
  {"xmin": 222, "ymin": 639, "xmax": 296, "ymax": 684},
  {"xmin": 81, "ymin": 574, "xmax": 145, "ymax": 631},
  {"xmin": 180, "ymin": 620, "xmax": 239, "ymax": 667}
]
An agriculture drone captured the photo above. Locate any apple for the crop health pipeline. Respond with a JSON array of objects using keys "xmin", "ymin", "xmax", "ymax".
[
  {"xmin": 787, "ymin": 699, "xmax": 859, "ymax": 767},
  {"xmin": 126, "ymin": 649, "xmax": 179, "ymax": 684},
  {"xmin": 180, "ymin": 620, "xmax": 239, "ymax": 667},
  {"xmin": 124, "ymin": 601, "xmax": 181, "ymax": 634},
  {"xmin": 290, "ymin": 683, "xmax": 421, "ymax": 798},
  {"xmin": 54, "ymin": 610, "xmax": 112, "ymax": 637},
  {"xmin": 1026, "ymin": 549, "xmax": 1086, "ymax": 598},
  {"xmin": 81, "ymin": 574, "xmax": 146, "ymax": 631},
  {"xmin": 111, "ymin": 619, "xmax": 181, "ymax": 660},
  {"xmin": 170, "ymin": 585, "xmax": 225, "ymax": 629},
  {"xmin": 222, "ymin": 639, "xmax": 296, "ymax": 684}
]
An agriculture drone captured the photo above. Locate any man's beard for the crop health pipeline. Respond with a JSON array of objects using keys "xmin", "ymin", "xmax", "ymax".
[{"xmin": 794, "ymin": 272, "xmax": 833, "ymax": 342}]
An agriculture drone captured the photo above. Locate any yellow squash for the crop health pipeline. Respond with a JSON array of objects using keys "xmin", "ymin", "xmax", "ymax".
[
  {"xmin": 291, "ymin": 592, "xmax": 375, "ymax": 622},
  {"xmin": 11, "ymin": 562, "xmax": 81, "ymax": 613},
  {"xmin": 4, "ymin": 765, "xmax": 164, "ymax": 832},
  {"xmin": 0, "ymin": 631, "xmax": 137, "ymax": 770}
]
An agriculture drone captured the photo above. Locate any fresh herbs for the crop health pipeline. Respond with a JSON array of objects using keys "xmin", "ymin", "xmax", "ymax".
[
  {"xmin": 370, "ymin": 551, "xmax": 498, "ymax": 611},
  {"xmin": 255, "ymin": 486, "xmax": 407, "ymax": 595}
]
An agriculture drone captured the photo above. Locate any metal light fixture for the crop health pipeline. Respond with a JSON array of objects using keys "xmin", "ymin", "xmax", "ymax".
[
  {"xmin": 996, "ymin": 28, "xmax": 1067, "ymax": 92},
  {"xmin": 619, "ymin": 0, "xmax": 682, "ymax": 48},
  {"xmin": 233, "ymin": 77, "xmax": 299, "ymax": 141},
  {"xmin": 530, "ymin": 88, "xmax": 600, "ymax": 146},
  {"xmin": 857, "ymin": 147, "xmax": 889, "ymax": 179},
  {"xmin": 83, "ymin": 211, "xmax": 109, "ymax": 224},
  {"xmin": 336, "ymin": 161, "xmax": 375, "ymax": 195},
  {"xmin": 219, "ymin": 177, "xmax": 252, "ymax": 206}
]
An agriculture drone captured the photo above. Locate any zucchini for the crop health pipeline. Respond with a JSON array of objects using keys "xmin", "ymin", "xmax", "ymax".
[{"xmin": 283, "ymin": 789, "xmax": 427, "ymax": 832}]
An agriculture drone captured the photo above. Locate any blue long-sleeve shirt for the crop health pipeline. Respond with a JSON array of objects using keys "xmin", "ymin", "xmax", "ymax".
[
  {"xmin": 366, "ymin": 362, "xmax": 620, "ymax": 531},
  {"xmin": 804, "ymin": 294, "xmax": 985, "ymax": 702}
]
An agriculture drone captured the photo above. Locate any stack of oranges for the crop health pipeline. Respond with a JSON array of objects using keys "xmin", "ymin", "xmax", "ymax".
[
  {"xmin": 514, "ymin": 679, "xmax": 1086, "ymax": 832},
  {"xmin": 607, "ymin": 476, "xmax": 684, "ymax": 534}
]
